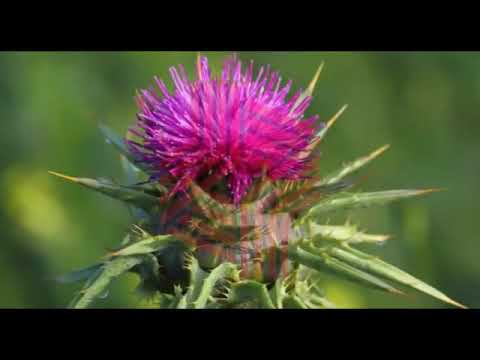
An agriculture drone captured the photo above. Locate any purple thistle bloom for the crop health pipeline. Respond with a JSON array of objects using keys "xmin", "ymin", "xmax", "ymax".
[{"xmin": 128, "ymin": 55, "xmax": 320, "ymax": 204}]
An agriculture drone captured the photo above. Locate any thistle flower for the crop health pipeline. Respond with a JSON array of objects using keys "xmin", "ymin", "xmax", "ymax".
[
  {"xmin": 52, "ymin": 54, "xmax": 465, "ymax": 309},
  {"xmin": 128, "ymin": 55, "xmax": 318, "ymax": 205}
]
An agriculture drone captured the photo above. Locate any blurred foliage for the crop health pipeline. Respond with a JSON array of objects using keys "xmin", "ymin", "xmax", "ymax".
[{"xmin": 0, "ymin": 51, "xmax": 478, "ymax": 308}]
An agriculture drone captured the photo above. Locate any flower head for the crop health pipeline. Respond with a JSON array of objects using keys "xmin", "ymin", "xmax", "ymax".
[{"xmin": 129, "ymin": 55, "xmax": 319, "ymax": 204}]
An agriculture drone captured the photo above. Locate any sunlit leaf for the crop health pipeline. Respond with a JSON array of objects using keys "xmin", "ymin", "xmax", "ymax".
[
  {"xmin": 309, "ymin": 222, "xmax": 389, "ymax": 244},
  {"xmin": 317, "ymin": 144, "xmax": 390, "ymax": 185},
  {"xmin": 269, "ymin": 277, "xmax": 289, "ymax": 309},
  {"xmin": 109, "ymin": 234, "xmax": 186, "ymax": 257},
  {"xmin": 302, "ymin": 189, "xmax": 440, "ymax": 221},
  {"xmin": 328, "ymin": 246, "xmax": 466, "ymax": 308},
  {"xmin": 69, "ymin": 256, "xmax": 143, "ymax": 309},
  {"xmin": 55, "ymin": 263, "xmax": 104, "ymax": 284},
  {"xmin": 49, "ymin": 172, "xmax": 160, "ymax": 211},
  {"xmin": 282, "ymin": 295, "xmax": 308, "ymax": 309},
  {"xmin": 294, "ymin": 278, "xmax": 335, "ymax": 309},
  {"xmin": 227, "ymin": 280, "xmax": 275, "ymax": 309},
  {"xmin": 288, "ymin": 244, "xmax": 402, "ymax": 294},
  {"xmin": 184, "ymin": 255, "xmax": 239, "ymax": 308}
]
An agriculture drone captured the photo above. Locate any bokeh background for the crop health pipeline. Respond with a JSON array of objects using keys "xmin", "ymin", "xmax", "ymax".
[{"xmin": 1, "ymin": 51, "xmax": 478, "ymax": 308}]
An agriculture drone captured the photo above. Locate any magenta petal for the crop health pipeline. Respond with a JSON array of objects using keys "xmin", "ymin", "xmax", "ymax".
[{"xmin": 129, "ymin": 55, "xmax": 317, "ymax": 204}]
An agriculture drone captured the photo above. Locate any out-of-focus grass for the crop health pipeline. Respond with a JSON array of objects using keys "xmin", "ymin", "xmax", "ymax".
[{"xmin": 1, "ymin": 51, "xmax": 479, "ymax": 308}]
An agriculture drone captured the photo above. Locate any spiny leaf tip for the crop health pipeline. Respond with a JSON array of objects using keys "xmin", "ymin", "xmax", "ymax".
[{"xmin": 48, "ymin": 171, "xmax": 79, "ymax": 183}]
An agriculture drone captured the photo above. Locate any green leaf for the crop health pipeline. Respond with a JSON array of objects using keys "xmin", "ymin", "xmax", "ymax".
[
  {"xmin": 55, "ymin": 263, "xmax": 104, "ymax": 284},
  {"xmin": 282, "ymin": 295, "xmax": 308, "ymax": 309},
  {"xmin": 317, "ymin": 144, "xmax": 390, "ymax": 185},
  {"xmin": 288, "ymin": 244, "xmax": 402, "ymax": 294},
  {"xmin": 294, "ymin": 279, "xmax": 335, "ymax": 309},
  {"xmin": 193, "ymin": 264, "xmax": 239, "ymax": 309},
  {"xmin": 49, "ymin": 172, "xmax": 160, "ymax": 211},
  {"xmin": 183, "ymin": 255, "xmax": 207, "ymax": 307},
  {"xmin": 120, "ymin": 155, "xmax": 168, "ymax": 197},
  {"xmin": 307, "ymin": 293, "xmax": 337, "ymax": 309},
  {"xmin": 133, "ymin": 254, "xmax": 168, "ymax": 300},
  {"xmin": 120, "ymin": 150, "xmax": 143, "ymax": 183},
  {"xmin": 269, "ymin": 277, "xmax": 289, "ymax": 309},
  {"xmin": 302, "ymin": 189, "xmax": 440, "ymax": 221},
  {"xmin": 69, "ymin": 256, "xmax": 143, "ymax": 309},
  {"xmin": 119, "ymin": 157, "xmax": 165, "ymax": 222},
  {"xmin": 176, "ymin": 294, "xmax": 189, "ymax": 309},
  {"xmin": 156, "ymin": 293, "xmax": 176, "ymax": 309},
  {"xmin": 184, "ymin": 255, "xmax": 239, "ymax": 308},
  {"xmin": 109, "ymin": 234, "xmax": 186, "ymax": 257},
  {"xmin": 121, "ymin": 156, "xmax": 166, "ymax": 195},
  {"xmin": 172, "ymin": 285, "xmax": 188, "ymax": 309},
  {"xmin": 309, "ymin": 222, "xmax": 389, "ymax": 244},
  {"xmin": 99, "ymin": 124, "xmax": 151, "ymax": 173},
  {"xmin": 227, "ymin": 280, "xmax": 275, "ymax": 309},
  {"xmin": 328, "ymin": 246, "xmax": 466, "ymax": 308}
]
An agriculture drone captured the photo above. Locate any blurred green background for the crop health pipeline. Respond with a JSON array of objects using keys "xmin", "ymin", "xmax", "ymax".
[{"xmin": 1, "ymin": 51, "xmax": 478, "ymax": 308}]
